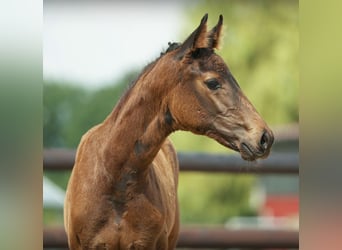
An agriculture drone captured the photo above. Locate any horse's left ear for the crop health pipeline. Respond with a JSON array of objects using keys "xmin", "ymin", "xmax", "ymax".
[
  {"xmin": 208, "ymin": 15, "xmax": 223, "ymax": 49},
  {"xmin": 176, "ymin": 14, "xmax": 208, "ymax": 58}
]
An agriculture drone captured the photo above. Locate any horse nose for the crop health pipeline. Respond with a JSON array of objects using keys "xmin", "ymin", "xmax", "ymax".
[{"xmin": 259, "ymin": 129, "xmax": 274, "ymax": 152}]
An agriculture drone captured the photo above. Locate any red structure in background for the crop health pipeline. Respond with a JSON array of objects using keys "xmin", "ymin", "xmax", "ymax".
[{"xmin": 261, "ymin": 195, "xmax": 299, "ymax": 217}]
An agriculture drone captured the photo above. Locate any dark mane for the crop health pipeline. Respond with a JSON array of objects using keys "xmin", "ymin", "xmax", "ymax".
[
  {"xmin": 111, "ymin": 42, "xmax": 181, "ymax": 118},
  {"xmin": 130, "ymin": 41, "xmax": 181, "ymax": 88},
  {"xmin": 161, "ymin": 42, "xmax": 181, "ymax": 56}
]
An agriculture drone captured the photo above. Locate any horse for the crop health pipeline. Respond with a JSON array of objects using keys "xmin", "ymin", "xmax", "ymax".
[{"xmin": 64, "ymin": 14, "xmax": 274, "ymax": 250}]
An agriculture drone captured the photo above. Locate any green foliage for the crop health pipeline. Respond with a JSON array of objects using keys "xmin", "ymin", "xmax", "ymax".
[
  {"xmin": 43, "ymin": 83, "xmax": 87, "ymax": 147},
  {"xmin": 44, "ymin": 171, "xmax": 71, "ymax": 192},
  {"xmin": 44, "ymin": 72, "xmax": 137, "ymax": 148},
  {"xmin": 44, "ymin": 209, "xmax": 64, "ymax": 226},
  {"xmin": 178, "ymin": 173, "xmax": 256, "ymax": 224}
]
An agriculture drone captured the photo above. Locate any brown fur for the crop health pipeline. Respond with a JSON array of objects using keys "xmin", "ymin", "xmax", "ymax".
[
  {"xmin": 209, "ymin": 15, "xmax": 224, "ymax": 49},
  {"xmin": 64, "ymin": 14, "xmax": 274, "ymax": 250}
]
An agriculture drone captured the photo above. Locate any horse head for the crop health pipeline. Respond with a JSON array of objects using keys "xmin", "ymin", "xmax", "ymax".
[{"xmin": 164, "ymin": 14, "xmax": 274, "ymax": 161}]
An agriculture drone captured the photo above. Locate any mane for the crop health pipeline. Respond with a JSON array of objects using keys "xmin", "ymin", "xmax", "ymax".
[
  {"xmin": 109, "ymin": 42, "xmax": 181, "ymax": 120},
  {"xmin": 129, "ymin": 42, "xmax": 181, "ymax": 89}
]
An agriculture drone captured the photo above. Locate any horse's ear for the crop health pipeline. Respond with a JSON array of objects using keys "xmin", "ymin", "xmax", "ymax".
[
  {"xmin": 208, "ymin": 15, "xmax": 223, "ymax": 49},
  {"xmin": 176, "ymin": 14, "xmax": 208, "ymax": 58}
]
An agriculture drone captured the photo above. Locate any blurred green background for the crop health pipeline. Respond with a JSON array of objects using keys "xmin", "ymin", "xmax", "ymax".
[{"xmin": 44, "ymin": 0, "xmax": 298, "ymax": 226}]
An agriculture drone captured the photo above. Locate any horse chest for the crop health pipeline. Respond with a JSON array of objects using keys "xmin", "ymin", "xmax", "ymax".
[
  {"xmin": 109, "ymin": 162, "xmax": 176, "ymax": 248},
  {"xmin": 110, "ymin": 162, "xmax": 176, "ymax": 227}
]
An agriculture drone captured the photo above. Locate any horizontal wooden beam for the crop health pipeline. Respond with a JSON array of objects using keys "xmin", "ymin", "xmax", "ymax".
[
  {"xmin": 43, "ymin": 149, "xmax": 298, "ymax": 174},
  {"xmin": 43, "ymin": 227, "xmax": 299, "ymax": 249}
]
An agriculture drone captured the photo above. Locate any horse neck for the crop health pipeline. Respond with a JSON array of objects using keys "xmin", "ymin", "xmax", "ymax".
[{"xmin": 100, "ymin": 63, "xmax": 176, "ymax": 174}]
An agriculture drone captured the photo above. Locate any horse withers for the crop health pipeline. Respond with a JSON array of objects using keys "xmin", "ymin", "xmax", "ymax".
[{"xmin": 64, "ymin": 14, "xmax": 274, "ymax": 250}]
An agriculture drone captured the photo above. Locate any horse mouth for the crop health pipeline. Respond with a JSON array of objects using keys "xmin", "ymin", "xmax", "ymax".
[
  {"xmin": 206, "ymin": 131, "xmax": 267, "ymax": 161},
  {"xmin": 206, "ymin": 130, "xmax": 241, "ymax": 154},
  {"xmin": 239, "ymin": 142, "xmax": 270, "ymax": 161},
  {"xmin": 239, "ymin": 143, "xmax": 258, "ymax": 161},
  {"xmin": 206, "ymin": 131, "xmax": 239, "ymax": 151}
]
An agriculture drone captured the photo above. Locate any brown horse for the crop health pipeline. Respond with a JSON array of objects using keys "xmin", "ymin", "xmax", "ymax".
[{"xmin": 64, "ymin": 14, "xmax": 274, "ymax": 250}]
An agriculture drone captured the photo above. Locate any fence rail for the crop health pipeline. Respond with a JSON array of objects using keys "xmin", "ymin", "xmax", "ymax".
[
  {"xmin": 43, "ymin": 227, "xmax": 299, "ymax": 249},
  {"xmin": 44, "ymin": 149, "xmax": 298, "ymax": 174}
]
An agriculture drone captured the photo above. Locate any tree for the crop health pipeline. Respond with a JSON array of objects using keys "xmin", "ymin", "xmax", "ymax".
[{"xmin": 43, "ymin": 72, "xmax": 137, "ymax": 149}]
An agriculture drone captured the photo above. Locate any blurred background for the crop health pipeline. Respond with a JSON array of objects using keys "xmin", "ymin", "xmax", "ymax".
[{"xmin": 43, "ymin": 0, "xmax": 298, "ymax": 248}]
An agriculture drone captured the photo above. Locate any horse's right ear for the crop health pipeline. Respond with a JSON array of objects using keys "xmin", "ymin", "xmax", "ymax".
[
  {"xmin": 176, "ymin": 14, "xmax": 209, "ymax": 58},
  {"xmin": 208, "ymin": 15, "xmax": 223, "ymax": 49}
]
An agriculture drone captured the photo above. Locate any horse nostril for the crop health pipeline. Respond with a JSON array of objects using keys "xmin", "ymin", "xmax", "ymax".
[{"xmin": 260, "ymin": 130, "xmax": 271, "ymax": 151}]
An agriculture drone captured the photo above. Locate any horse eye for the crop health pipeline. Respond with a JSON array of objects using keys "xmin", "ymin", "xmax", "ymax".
[{"xmin": 205, "ymin": 79, "xmax": 221, "ymax": 90}]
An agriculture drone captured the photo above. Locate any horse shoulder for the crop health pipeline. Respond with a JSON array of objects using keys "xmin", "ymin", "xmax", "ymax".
[
  {"xmin": 153, "ymin": 138, "xmax": 179, "ymax": 195},
  {"xmin": 64, "ymin": 124, "xmax": 110, "ymax": 243},
  {"xmin": 149, "ymin": 139, "xmax": 179, "ymax": 237}
]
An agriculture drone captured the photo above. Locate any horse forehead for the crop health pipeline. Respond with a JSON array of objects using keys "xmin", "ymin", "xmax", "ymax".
[{"xmin": 199, "ymin": 54, "xmax": 230, "ymax": 75}]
